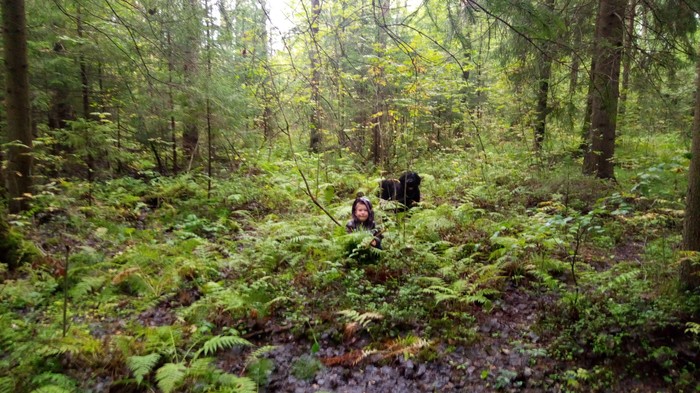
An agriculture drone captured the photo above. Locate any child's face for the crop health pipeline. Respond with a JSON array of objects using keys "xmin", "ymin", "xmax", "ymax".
[{"xmin": 354, "ymin": 203, "xmax": 369, "ymax": 222}]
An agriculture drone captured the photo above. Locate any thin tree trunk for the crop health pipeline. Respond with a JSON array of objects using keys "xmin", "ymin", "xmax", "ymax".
[
  {"xmin": 533, "ymin": 0, "xmax": 554, "ymax": 152},
  {"xmin": 167, "ymin": 31, "xmax": 178, "ymax": 174},
  {"xmin": 77, "ymin": 5, "xmax": 94, "ymax": 199},
  {"xmin": 372, "ymin": 0, "xmax": 390, "ymax": 166},
  {"xmin": 309, "ymin": 0, "xmax": 322, "ymax": 152},
  {"xmin": 580, "ymin": 58, "xmax": 595, "ymax": 162},
  {"xmin": 2, "ymin": 0, "xmax": 33, "ymax": 213},
  {"xmin": 260, "ymin": 0, "xmax": 273, "ymax": 142},
  {"xmin": 48, "ymin": 42, "xmax": 73, "ymax": 129},
  {"xmin": 182, "ymin": 0, "xmax": 200, "ymax": 165},
  {"xmin": 447, "ymin": 2, "xmax": 472, "ymax": 138},
  {"xmin": 618, "ymin": 0, "xmax": 636, "ymax": 117},
  {"xmin": 534, "ymin": 60, "xmax": 552, "ymax": 151},
  {"xmin": 582, "ymin": 0, "xmax": 626, "ymax": 179},
  {"xmin": 205, "ymin": 0, "xmax": 213, "ymax": 198}
]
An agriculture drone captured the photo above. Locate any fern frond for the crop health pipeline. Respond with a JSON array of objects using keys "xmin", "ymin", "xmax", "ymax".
[
  {"xmin": 685, "ymin": 322, "xmax": 700, "ymax": 335},
  {"xmin": 354, "ymin": 349, "xmax": 378, "ymax": 366},
  {"xmin": 336, "ymin": 310, "xmax": 384, "ymax": 328},
  {"xmin": 265, "ymin": 296, "xmax": 289, "ymax": 308},
  {"xmin": 217, "ymin": 374, "xmax": 258, "ymax": 392},
  {"xmin": 155, "ymin": 362, "xmax": 186, "ymax": 393},
  {"xmin": 357, "ymin": 312, "xmax": 384, "ymax": 327},
  {"xmin": 127, "ymin": 353, "xmax": 161, "ymax": 384},
  {"xmin": 112, "ymin": 267, "xmax": 140, "ymax": 285},
  {"xmin": 187, "ymin": 357, "xmax": 214, "ymax": 377},
  {"xmin": 290, "ymin": 235, "xmax": 322, "ymax": 243},
  {"xmin": 70, "ymin": 276, "xmax": 106, "ymax": 299},
  {"xmin": 29, "ymin": 386, "xmax": 72, "ymax": 393},
  {"xmin": 0, "ymin": 377, "xmax": 13, "ymax": 393},
  {"xmin": 384, "ymin": 336, "xmax": 431, "ymax": 359},
  {"xmin": 603, "ymin": 269, "xmax": 640, "ymax": 292},
  {"xmin": 245, "ymin": 345, "xmax": 277, "ymax": 366},
  {"xmin": 336, "ymin": 309, "xmax": 360, "ymax": 321},
  {"xmin": 197, "ymin": 335, "xmax": 252, "ymax": 357},
  {"xmin": 417, "ymin": 276, "xmax": 447, "ymax": 286}
]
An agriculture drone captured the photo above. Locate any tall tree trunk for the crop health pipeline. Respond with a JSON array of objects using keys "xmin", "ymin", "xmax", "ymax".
[
  {"xmin": 167, "ymin": 31, "xmax": 178, "ymax": 174},
  {"xmin": 680, "ymin": 43, "xmax": 700, "ymax": 289},
  {"xmin": 582, "ymin": 0, "xmax": 626, "ymax": 179},
  {"xmin": 259, "ymin": 0, "xmax": 273, "ymax": 142},
  {"xmin": 533, "ymin": 0, "xmax": 554, "ymax": 152},
  {"xmin": 48, "ymin": 42, "xmax": 74, "ymax": 129},
  {"xmin": 182, "ymin": 0, "xmax": 200, "ymax": 166},
  {"xmin": 205, "ymin": 0, "xmax": 213, "ymax": 198},
  {"xmin": 77, "ymin": 5, "xmax": 94, "ymax": 192},
  {"xmin": 580, "ymin": 58, "xmax": 595, "ymax": 160},
  {"xmin": 2, "ymin": 0, "xmax": 33, "ymax": 213},
  {"xmin": 618, "ymin": 0, "xmax": 636, "ymax": 117},
  {"xmin": 534, "ymin": 58, "xmax": 552, "ymax": 151},
  {"xmin": 372, "ymin": 0, "xmax": 390, "ymax": 166},
  {"xmin": 309, "ymin": 0, "xmax": 322, "ymax": 152},
  {"xmin": 447, "ymin": 1, "xmax": 472, "ymax": 138}
]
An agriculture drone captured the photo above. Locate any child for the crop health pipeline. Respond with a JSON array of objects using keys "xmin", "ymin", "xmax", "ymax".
[{"xmin": 346, "ymin": 195, "xmax": 383, "ymax": 249}]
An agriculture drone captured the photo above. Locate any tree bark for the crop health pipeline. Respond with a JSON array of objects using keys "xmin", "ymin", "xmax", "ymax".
[
  {"xmin": 48, "ymin": 42, "xmax": 74, "ymax": 129},
  {"xmin": 582, "ymin": 0, "xmax": 626, "ymax": 179},
  {"xmin": 182, "ymin": 0, "xmax": 200, "ymax": 166},
  {"xmin": 680, "ymin": 43, "xmax": 700, "ymax": 289},
  {"xmin": 309, "ymin": 0, "xmax": 322, "ymax": 152},
  {"xmin": 533, "ymin": 0, "xmax": 554, "ymax": 152},
  {"xmin": 167, "ymin": 31, "xmax": 178, "ymax": 174},
  {"xmin": 618, "ymin": 0, "xmax": 635, "ymax": 117},
  {"xmin": 372, "ymin": 0, "xmax": 390, "ymax": 166},
  {"xmin": 2, "ymin": 0, "xmax": 33, "ymax": 213}
]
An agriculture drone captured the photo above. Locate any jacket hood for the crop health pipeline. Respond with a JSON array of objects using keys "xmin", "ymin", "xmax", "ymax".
[{"xmin": 351, "ymin": 196, "xmax": 375, "ymax": 227}]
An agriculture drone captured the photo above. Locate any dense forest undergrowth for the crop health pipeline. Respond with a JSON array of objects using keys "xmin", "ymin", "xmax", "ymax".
[{"xmin": 1, "ymin": 135, "xmax": 700, "ymax": 393}]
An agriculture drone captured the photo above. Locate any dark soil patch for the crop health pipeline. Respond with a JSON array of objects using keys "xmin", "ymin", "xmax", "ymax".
[{"xmin": 215, "ymin": 287, "xmax": 567, "ymax": 392}]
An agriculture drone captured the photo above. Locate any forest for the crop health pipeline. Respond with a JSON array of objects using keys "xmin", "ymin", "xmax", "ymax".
[{"xmin": 1, "ymin": 0, "xmax": 700, "ymax": 391}]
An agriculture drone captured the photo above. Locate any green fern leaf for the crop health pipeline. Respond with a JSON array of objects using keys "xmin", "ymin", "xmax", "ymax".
[
  {"xmin": 127, "ymin": 353, "xmax": 161, "ymax": 384},
  {"xmin": 187, "ymin": 357, "xmax": 214, "ymax": 377},
  {"xmin": 69, "ymin": 276, "xmax": 106, "ymax": 299},
  {"xmin": 217, "ymin": 374, "xmax": 258, "ymax": 392},
  {"xmin": 29, "ymin": 386, "xmax": 72, "ymax": 393},
  {"xmin": 245, "ymin": 345, "xmax": 277, "ymax": 366},
  {"xmin": 198, "ymin": 335, "xmax": 252, "ymax": 357},
  {"xmin": 0, "ymin": 378, "xmax": 14, "ymax": 393},
  {"xmin": 685, "ymin": 322, "xmax": 700, "ymax": 335},
  {"xmin": 156, "ymin": 362, "xmax": 186, "ymax": 393}
]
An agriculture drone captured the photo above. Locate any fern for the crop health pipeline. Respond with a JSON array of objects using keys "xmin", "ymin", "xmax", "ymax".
[
  {"xmin": 602, "ymin": 269, "xmax": 640, "ymax": 292},
  {"xmin": 0, "ymin": 378, "xmax": 13, "ymax": 393},
  {"xmin": 127, "ymin": 353, "xmax": 161, "ymax": 384},
  {"xmin": 29, "ymin": 387, "xmax": 72, "ymax": 393},
  {"xmin": 686, "ymin": 322, "xmax": 700, "ymax": 335},
  {"xmin": 197, "ymin": 335, "xmax": 252, "ymax": 357},
  {"xmin": 187, "ymin": 357, "xmax": 215, "ymax": 378},
  {"xmin": 422, "ymin": 264, "xmax": 503, "ymax": 310},
  {"xmin": 337, "ymin": 310, "xmax": 384, "ymax": 329},
  {"xmin": 245, "ymin": 345, "xmax": 277, "ymax": 367},
  {"xmin": 69, "ymin": 276, "xmax": 106, "ymax": 299},
  {"xmin": 217, "ymin": 373, "xmax": 258, "ymax": 392},
  {"xmin": 156, "ymin": 362, "xmax": 186, "ymax": 393}
]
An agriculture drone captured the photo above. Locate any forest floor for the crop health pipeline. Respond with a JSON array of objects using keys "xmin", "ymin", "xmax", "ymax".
[
  {"xmin": 127, "ymin": 239, "xmax": 661, "ymax": 393},
  {"xmin": 10, "ymin": 162, "xmax": 698, "ymax": 393}
]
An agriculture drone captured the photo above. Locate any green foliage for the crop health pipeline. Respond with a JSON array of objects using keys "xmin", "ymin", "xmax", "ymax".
[
  {"xmin": 155, "ymin": 362, "xmax": 186, "ymax": 393},
  {"xmin": 290, "ymin": 354, "xmax": 324, "ymax": 381},
  {"xmin": 421, "ymin": 263, "xmax": 504, "ymax": 311},
  {"xmin": 197, "ymin": 335, "xmax": 252, "ymax": 357},
  {"xmin": 127, "ymin": 353, "xmax": 161, "ymax": 384}
]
